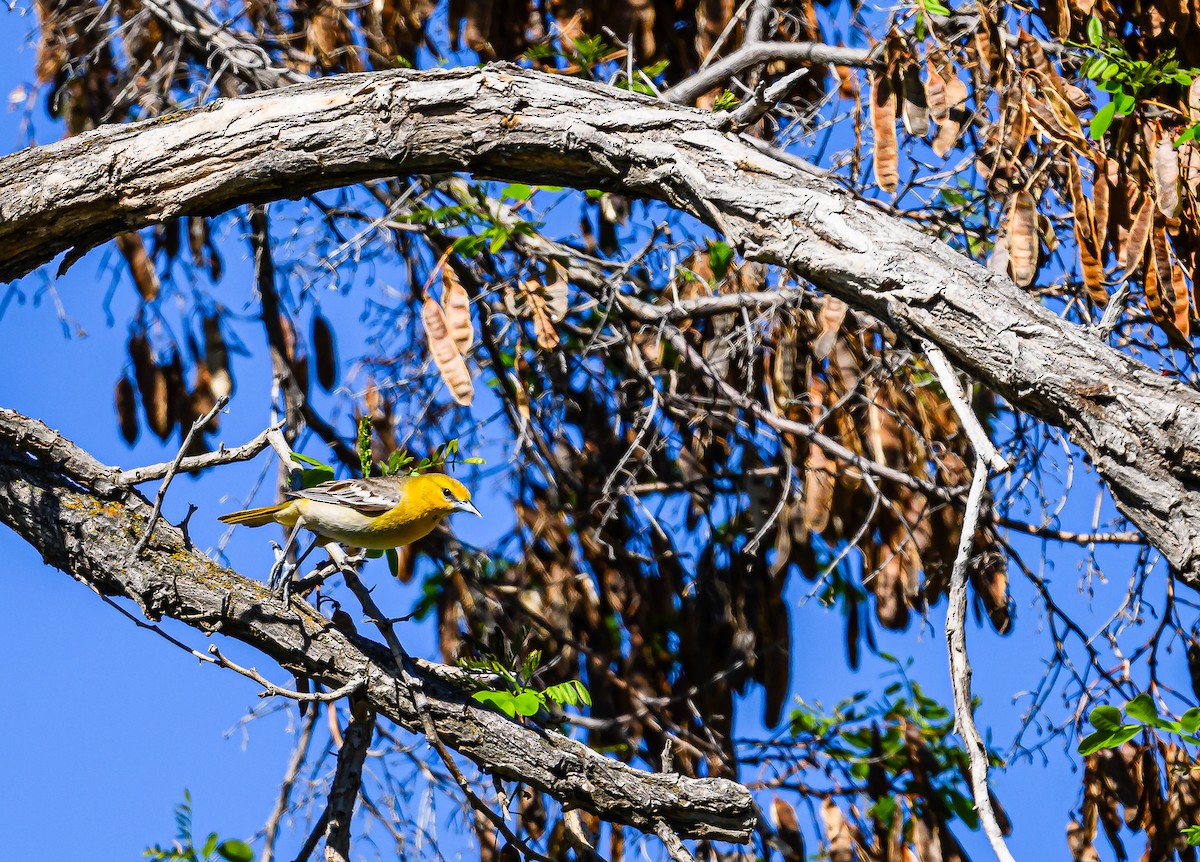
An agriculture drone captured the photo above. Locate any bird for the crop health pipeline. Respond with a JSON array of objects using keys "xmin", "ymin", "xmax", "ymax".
[{"xmin": 219, "ymin": 473, "xmax": 481, "ymax": 590}]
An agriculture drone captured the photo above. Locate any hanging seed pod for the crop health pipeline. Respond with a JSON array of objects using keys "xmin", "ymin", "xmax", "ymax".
[
  {"xmin": 770, "ymin": 797, "xmax": 806, "ymax": 862},
  {"xmin": 901, "ymin": 62, "xmax": 928, "ymax": 137},
  {"xmin": 441, "ymin": 266, "xmax": 474, "ymax": 354},
  {"xmin": 1007, "ymin": 190, "xmax": 1039, "ymax": 286},
  {"xmin": 870, "ymin": 69, "xmax": 899, "ymax": 193},
  {"xmin": 115, "ymin": 376, "xmax": 138, "ymax": 445},
  {"xmin": 312, "ymin": 313, "xmax": 337, "ymax": 392},
  {"xmin": 517, "ymin": 279, "xmax": 561, "ymax": 350},
  {"xmin": 1153, "ymin": 133, "xmax": 1181, "ymax": 218},
  {"xmin": 187, "ymin": 217, "xmax": 208, "ymax": 269},
  {"xmin": 129, "ymin": 334, "xmax": 171, "ymax": 440},
  {"xmin": 422, "ymin": 297, "xmax": 474, "ymax": 405},
  {"xmin": 116, "ymin": 232, "xmax": 160, "ymax": 302},
  {"xmin": 202, "ymin": 314, "xmax": 232, "ymax": 399}
]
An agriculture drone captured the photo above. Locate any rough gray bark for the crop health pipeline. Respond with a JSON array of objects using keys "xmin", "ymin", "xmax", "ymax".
[
  {"xmin": 0, "ymin": 65, "xmax": 1196, "ymax": 580},
  {"xmin": 0, "ymin": 408, "xmax": 755, "ymax": 842}
]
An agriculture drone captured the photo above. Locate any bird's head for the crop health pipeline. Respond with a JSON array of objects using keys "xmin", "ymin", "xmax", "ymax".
[{"xmin": 413, "ymin": 473, "xmax": 482, "ymax": 519}]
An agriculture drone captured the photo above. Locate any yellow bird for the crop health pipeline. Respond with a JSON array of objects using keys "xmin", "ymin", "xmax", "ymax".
[{"xmin": 219, "ymin": 473, "xmax": 481, "ymax": 551}]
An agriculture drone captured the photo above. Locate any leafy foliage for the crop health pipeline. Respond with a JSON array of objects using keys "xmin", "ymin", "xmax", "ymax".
[
  {"xmin": 460, "ymin": 649, "xmax": 592, "ymax": 719},
  {"xmin": 144, "ymin": 793, "xmax": 254, "ymax": 862}
]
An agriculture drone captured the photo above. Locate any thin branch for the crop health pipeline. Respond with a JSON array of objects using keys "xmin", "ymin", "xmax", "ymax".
[
  {"xmin": 262, "ymin": 705, "xmax": 319, "ymax": 862},
  {"xmin": 115, "ymin": 422, "xmax": 282, "ymax": 485},
  {"xmin": 208, "ymin": 645, "xmax": 366, "ymax": 703},
  {"xmin": 661, "ymin": 41, "xmax": 879, "ymax": 105},
  {"xmin": 945, "ymin": 453, "xmax": 1015, "ymax": 862},
  {"xmin": 922, "ymin": 339, "xmax": 1007, "ymax": 474},
  {"xmin": 128, "ymin": 394, "xmax": 228, "ymax": 559}
]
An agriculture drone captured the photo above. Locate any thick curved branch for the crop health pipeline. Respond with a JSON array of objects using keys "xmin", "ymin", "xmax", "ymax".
[
  {"xmin": 1, "ymin": 65, "xmax": 1198, "ymax": 581},
  {"xmin": 0, "ymin": 407, "xmax": 755, "ymax": 842}
]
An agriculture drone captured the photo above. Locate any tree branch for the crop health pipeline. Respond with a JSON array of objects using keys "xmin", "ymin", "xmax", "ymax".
[{"xmin": 0, "ymin": 407, "xmax": 756, "ymax": 843}]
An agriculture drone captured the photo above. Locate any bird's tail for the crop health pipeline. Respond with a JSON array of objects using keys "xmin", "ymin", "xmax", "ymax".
[{"xmin": 218, "ymin": 502, "xmax": 287, "ymax": 527}]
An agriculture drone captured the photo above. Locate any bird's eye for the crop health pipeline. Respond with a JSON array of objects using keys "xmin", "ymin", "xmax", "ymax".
[{"xmin": 443, "ymin": 488, "xmax": 454, "ymax": 500}]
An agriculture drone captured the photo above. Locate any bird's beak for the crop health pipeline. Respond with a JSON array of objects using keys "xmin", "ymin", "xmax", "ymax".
[{"xmin": 457, "ymin": 499, "xmax": 483, "ymax": 518}]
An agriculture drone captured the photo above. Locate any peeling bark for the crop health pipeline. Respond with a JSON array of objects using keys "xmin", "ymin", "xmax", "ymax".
[
  {"xmin": 0, "ymin": 408, "xmax": 755, "ymax": 843},
  {"xmin": 0, "ymin": 63, "xmax": 1197, "ymax": 579}
]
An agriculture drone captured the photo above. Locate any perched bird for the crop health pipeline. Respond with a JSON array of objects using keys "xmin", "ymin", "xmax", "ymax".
[{"xmin": 219, "ymin": 473, "xmax": 481, "ymax": 552}]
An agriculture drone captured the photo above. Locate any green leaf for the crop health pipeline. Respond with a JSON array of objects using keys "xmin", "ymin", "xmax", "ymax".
[
  {"xmin": 1090, "ymin": 100, "xmax": 1118, "ymax": 139},
  {"xmin": 216, "ymin": 839, "xmax": 255, "ymax": 862},
  {"xmin": 386, "ymin": 548, "xmax": 399, "ymax": 577},
  {"xmin": 290, "ymin": 452, "xmax": 330, "ymax": 468},
  {"xmin": 299, "ymin": 466, "xmax": 334, "ymax": 488},
  {"xmin": 488, "ymin": 228, "xmax": 510, "ymax": 254},
  {"xmin": 1183, "ymin": 708, "xmax": 1200, "ymax": 734},
  {"xmin": 513, "ymin": 690, "xmax": 543, "ymax": 716},
  {"xmin": 452, "ymin": 235, "xmax": 488, "ymax": 257},
  {"xmin": 1115, "ymin": 92, "xmax": 1136, "ymax": 115},
  {"xmin": 947, "ymin": 789, "xmax": 980, "ymax": 830},
  {"xmin": 1125, "ymin": 693, "xmax": 1158, "ymax": 723},
  {"xmin": 473, "ymin": 690, "xmax": 518, "ymax": 718},
  {"xmin": 707, "ymin": 240, "xmax": 734, "ymax": 282},
  {"xmin": 922, "ymin": 0, "xmax": 951, "ymax": 15},
  {"xmin": 501, "ymin": 183, "xmax": 534, "ymax": 201},
  {"xmin": 1089, "ymin": 705, "xmax": 1124, "ymax": 731},
  {"xmin": 201, "ymin": 834, "xmax": 219, "ymax": 859},
  {"xmin": 869, "ymin": 796, "xmax": 897, "ymax": 824},
  {"xmin": 1087, "ymin": 17, "xmax": 1103, "ymax": 46},
  {"xmin": 1079, "ymin": 725, "xmax": 1141, "ymax": 755},
  {"xmin": 712, "ymin": 90, "xmax": 739, "ymax": 111},
  {"xmin": 1184, "ymin": 825, "xmax": 1200, "ymax": 846}
]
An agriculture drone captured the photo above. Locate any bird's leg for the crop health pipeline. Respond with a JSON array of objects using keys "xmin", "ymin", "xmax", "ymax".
[{"xmin": 268, "ymin": 520, "xmax": 306, "ymax": 595}]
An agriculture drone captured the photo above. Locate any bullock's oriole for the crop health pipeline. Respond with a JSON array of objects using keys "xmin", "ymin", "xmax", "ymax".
[{"xmin": 219, "ymin": 472, "xmax": 481, "ymax": 551}]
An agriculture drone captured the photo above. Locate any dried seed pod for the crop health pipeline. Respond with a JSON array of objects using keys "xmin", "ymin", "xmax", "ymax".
[
  {"xmin": 187, "ymin": 217, "xmax": 208, "ymax": 269},
  {"xmin": 870, "ymin": 69, "xmax": 899, "ymax": 193},
  {"xmin": 813, "ymin": 296, "xmax": 847, "ymax": 360},
  {"xmin": 421, "ymin": 297, "xmax": 474, "ymax": 405},
  {"xmin": 116, "ymin": 376, "xmax": 138, "ymax": 445},
  {"xmin": 1153, "ymin": 134, "xmax": 1181, "ymax": 218},
  {"xmin": 901, "ymin": 62, "xmax": 928, "ymax": 137},
  {"xmin": 821, "ymin": 799, "xmax": 853, "ymax": 862},
  {"xmin": 769, "ymin": 797, "xmax": 805, "ymax": 862},
  {"xmin": 517, "ymin": 279, "xmax": 561, "ymax": 350},
  {"xmin": 202, "ymin": 315, "xmax": 232, "ymax": 399},
  {"xmin": 312, "ymin": 313, "xmax": 337, "ymax": 392},
  {"xmin": 115, "ymin": 232, "xmax": 160, "ymax": 302},
  {"xmin": 1123, "ymin": 195, "xmax": 1155, "ymax": 274},
  {"xmin": 129, "ymin": 334, "xmax": 171, "ymax": 440},
  {"xmin": 441, "ymin": 266, "xmax": 474, "ymax": 354},
  {"xmin": 1007, "ymin": 190, "xmax": 1039, "ymax": 286}
]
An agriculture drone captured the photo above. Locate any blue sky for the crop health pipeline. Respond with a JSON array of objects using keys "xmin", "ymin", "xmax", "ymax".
[{"xmin": 0, "ymin": 9, "xmax": 1185, "ymax": 862}]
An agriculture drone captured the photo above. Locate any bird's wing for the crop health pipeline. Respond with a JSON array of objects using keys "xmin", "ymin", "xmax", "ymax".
[{"xmin": 289, "ymin": 477, "xmax": 407, "ymax": 514}]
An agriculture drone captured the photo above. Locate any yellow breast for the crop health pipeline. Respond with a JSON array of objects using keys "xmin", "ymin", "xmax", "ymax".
[{"xmin": 292, "ymin": 499, "xmax": 445, "ymax": 550}]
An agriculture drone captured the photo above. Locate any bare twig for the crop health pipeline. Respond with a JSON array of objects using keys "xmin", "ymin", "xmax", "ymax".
[
  {"xmin": 921, "ymin": 340, "xmax": 1007, "ymax": 474},
  {"xmin": 208, "ymin": 645, "xmax": 366, "ymax": 703},
  {"xmin": 261, "ymin": 705, "xmax": 319, "ymax": 862},
  {"xmin": 945, "ymin": 453, "xmax": 1016, "ymax": 862},
  {"xmin": 726, "ymin": 67, "xmax": 809, "ymax": 130},
  {"xmin": 128, "ymin": 394, "xmax": 228, "ymax": 559},
  {"xmin": 115, "ymin": 421, "xmax": 282, "ymax": 485},
  {"xmin": 661, "ymin": 41, "xmax": 879, "ymax": 105}
]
